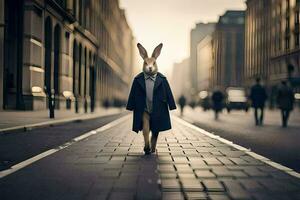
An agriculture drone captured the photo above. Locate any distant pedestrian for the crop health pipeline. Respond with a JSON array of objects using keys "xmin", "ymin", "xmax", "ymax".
[
  {"xmin": 277, "ymin": 81, "xmax": 295, "ymax": 127},
  {"xmin": 250, "ymin": 78, "xmax": 268, "ymax": 125},
  {"xmin": 178, "ymin": 95, "xmax": 186, "ymax": 116},
  {"xmin": 212, "ymin": 90, "xmax": 224, "ymax": 120}
]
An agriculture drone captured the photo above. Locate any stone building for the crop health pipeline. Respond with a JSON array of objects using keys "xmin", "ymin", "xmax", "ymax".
[
  {"xmin": 190, "ymin": 22, "xmax": 215, "ymax": 96},
  {"xmin": 270, "ymin": 0, "xmax": 300, "ymax": 90},
  {"xmin": 211, "ymin": 11, "xmax": 245, "ymax": 90},
  {"xmin": 0, "ymin": 0, "xmax": 135, "ymax": 111},
  {"xmin": 196, "ymin": 35, "xmax": 213, "ymax": 92},
  {"xmin": 245, "ymin": 0, "xmax": 300, "ymax": 93},
  {"xmin": 171, "ymin": 58, "xmax": 190, "ymax": 102}
]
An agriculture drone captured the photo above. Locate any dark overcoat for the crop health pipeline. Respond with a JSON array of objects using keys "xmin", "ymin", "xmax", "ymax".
[
  {"xmin": 277, "ymin": 85, "xmax": 294, "ymax": 111},
  {"xmin": 250, "ymin": 84, "xmax": 268, "ymax": 108},
  {"xmin": 126, "ymin": 72, "xmax": 177, "ymax": 133}
]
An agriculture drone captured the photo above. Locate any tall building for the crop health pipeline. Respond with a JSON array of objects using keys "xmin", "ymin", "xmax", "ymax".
[
  {"xmin": 0, "ymin": 0, "xmax": 135, "ymax": 111},
  {"xmin": 245, "ymin": 0, "xmax": 300, "ymax": 93},
  {"xmin": 244, "ymin": 0, "xmax": 272, "ymax": 87},
  {"xmin": 171, "ymin": 58, "xmax": 190, "ymax": 102},
  {"xmin": 211, "ymin": 11, "xmax": 245, "ymax": 90},
  {"xmin": 196, "ymin": 35, "xmax": 213, "ymax": 91},
  {"xmin": 190, "ymin": 22, "xmax": 215, "ymax": 96},
  {"xmin": 270, "ymin": 0, "xmax": 300, "ymax": 90}
]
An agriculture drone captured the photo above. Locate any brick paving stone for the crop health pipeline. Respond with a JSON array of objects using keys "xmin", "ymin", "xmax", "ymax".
[
  {"xmin": 161, "ymin": 179, "xmax": 181, "ymax": 191},
  {"xmin": 208, "ymin": 194, "xmax": 230, "ymax": 200},
  {"xmin": 173, "ymin": 156, "xmax": 189, "ymax": 163},
  {"xmin": 217, "ymin": 157, "xmax": 235, "ymax": 165},
  {"xmin": 162, "ymin": 192, "xmax": 185, "ymax": 200},
  {"xmin": 178, "ymin": 173, "xmax": 197, "ymax": 179},
  {"xmin": 204, "ymin": 158, "xmax": 223, "ymax": 165},
  {"xmin": 202, "ymin": 180, "xmax": 225, "ymax": 192},
  {"xmin": 158, "ymin": 156, "xmax": 174, "ymax": 163},
  {"xmin": 223, "ymin": 180, "xmax": 251, "ymax": 199},
  {"xmin": 158, "ymin": 164, "xmax": 176, "ymax": 172},
  {"xmin": 190, "ymin": 162, "xmax": 211, "ymax": 170},
  {"xmin": 160, "ymin": 173, "xmax": 178, "ymax": 179},
  {"xmin": 185, "ymin": 191, "xmax": 207, "ymax": 200},
  {"xmin": 195, "ymin": 170, "xmax": 216, "ymax": 178},
  {"xmin": 230, "ymin": 170, "xmax": 249, "ymax": 178},
  {"xmin": 180, "ymin": 178, "xmax": 204, "ymax": 191}
]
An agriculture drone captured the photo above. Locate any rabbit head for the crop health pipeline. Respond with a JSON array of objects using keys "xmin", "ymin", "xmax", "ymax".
[{"xmin": 137, "ymin": 43, "xmax": 163, "ymax": 76}]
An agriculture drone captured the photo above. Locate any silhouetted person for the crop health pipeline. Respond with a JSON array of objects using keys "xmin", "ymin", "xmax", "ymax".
[
  {"xmin": 250, "ymin": 78, "xmax": 267, "ymax": 125},
  {"xmin": 212, "ymin": 90, "xmax": 224, "ymax": 120},
  {"xmin": 178, "ymin": 95, "xmax": 186, "ymax": 116},
  {"xmin": 277, "ymin": 81, "xmax": 295, "ymax": 127},
  {"xmin": 103, "ymin": 98, "xmax": 110, "ymax": 109}
]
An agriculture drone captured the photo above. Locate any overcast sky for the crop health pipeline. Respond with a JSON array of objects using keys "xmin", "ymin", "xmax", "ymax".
[{"xmin": 119, "ymin": 0, "xmax": 246, "ymax": 76}]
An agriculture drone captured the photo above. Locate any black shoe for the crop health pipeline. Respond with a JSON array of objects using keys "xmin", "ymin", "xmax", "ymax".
[
  {"xmin": 144, "ymin": 146, "xmax": 151, "ymax": 155},
  {"xmin": 151, "ymin": 148, "xmax": 156, "ymax": 154}
]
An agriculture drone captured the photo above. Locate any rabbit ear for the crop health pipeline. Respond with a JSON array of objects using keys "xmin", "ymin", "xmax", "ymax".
[
  {"xmin": 151, "ymin": 43, "xmax": 163, "ymax": 59},
  {"xmin": 137, "ymin": 43, "xmax": 148, "ymax": 60}
]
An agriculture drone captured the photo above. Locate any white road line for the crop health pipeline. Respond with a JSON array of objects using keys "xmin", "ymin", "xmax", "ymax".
[
  {"xmin": 0, "ymin": 114, "xmax": 130, "ymax": 179},
  {"xmin": 172, "ymin": 115, "xmax": 300, "ymax": 179}
]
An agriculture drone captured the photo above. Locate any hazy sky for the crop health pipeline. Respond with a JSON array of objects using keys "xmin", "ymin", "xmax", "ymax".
[{"xmin": 119, "ymin": 0, "xmax": 246, "ymax": 76}]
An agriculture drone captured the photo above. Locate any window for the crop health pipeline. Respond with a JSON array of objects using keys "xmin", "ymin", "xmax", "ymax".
[{"xmin": 237, "ymin": 17, "xmax": 244, "ymax": 24}]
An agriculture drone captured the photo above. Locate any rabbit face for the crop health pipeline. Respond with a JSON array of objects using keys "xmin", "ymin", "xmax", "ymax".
[
  {"xmin": 137, "ymin": 43, "xmax": 163, "ymax": 76},
  {"xmin": 143, "ymin": 57, "xmax": 157, "ymax": 75}
]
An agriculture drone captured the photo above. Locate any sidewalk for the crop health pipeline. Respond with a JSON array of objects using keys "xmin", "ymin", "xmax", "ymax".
[
  {"xmin": 0, "ymin": 107, "xmax": 124, "ymax": 133},
  {"xmin": 0, "ymin": 115, "xmax": 299, "ymax": 200}
]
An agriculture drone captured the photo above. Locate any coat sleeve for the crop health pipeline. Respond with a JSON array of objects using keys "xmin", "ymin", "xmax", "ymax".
[
  {"xmin": 126, "ymin": 79, "xmax": 136, "ymax": 111},
  {"xmin": 164, "ymin": 79, "xmax": 177, "ymax": 110}
]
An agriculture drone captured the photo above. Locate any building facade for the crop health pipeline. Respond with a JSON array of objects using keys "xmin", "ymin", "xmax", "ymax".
[
  {"xmin": 196, "ymin": 35, "xmax": 213, "ymax": 91},
  {"xmin": 244, "ymin": 0, "xmax": 272, "ymax": 87},
  {"xmin": 245, "ymin": 0, "xmax": 300, "ymax": 94},
  {"xmin": 270, "ymin": 0, "xmax": 300, "ymax": 89},
  {"xmin": 190, "ymin": 22, "xmax": 215, "ymax": 96},
  {"xmin": 171, "ymin": 58, "xmax": 190, "ymax": 102},
  {"xmin": 0, "ymin": 0, "xmax": 135, "ymax": 111},
  {"xmin": 211, "ymin": 11, "xmax": 245, "ymax": 90}
]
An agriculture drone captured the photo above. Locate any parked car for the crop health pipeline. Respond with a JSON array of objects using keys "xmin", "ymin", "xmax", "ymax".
[{"xmin": 226, "ymin": 87, "xmax": 249, "ymax": 112}]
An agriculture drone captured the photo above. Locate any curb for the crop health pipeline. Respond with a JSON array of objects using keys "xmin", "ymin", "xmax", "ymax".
[
  {"xmin": 173, "ymin": 115, "xmax": 300, "ymax": 179},
  {"xmin": 0, "ymin": 110, "xmax": 127, "ymax": 135}
]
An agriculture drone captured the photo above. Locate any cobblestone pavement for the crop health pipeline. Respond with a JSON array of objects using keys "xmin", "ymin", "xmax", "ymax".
[
  {"xmin": 0, "ymin": 115, "xmax": 300, "ymax": 200},
  {"xmin": 177, "ymin": 107, "xmax": 300, "ymax": 173}
]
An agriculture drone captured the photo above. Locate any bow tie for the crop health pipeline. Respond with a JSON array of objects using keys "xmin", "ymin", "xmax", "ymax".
[{"xmin": 144, "ymin": 74, "xmax": 157, "ymax": 80}]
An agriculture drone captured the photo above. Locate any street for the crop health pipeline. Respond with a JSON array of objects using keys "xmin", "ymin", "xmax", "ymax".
[
  {"xmin": 179, "ymin": 107, "xmax": 300, "ymax": 173},
  {"xmin": 0, "ymin": 112, "xmax": 127, "ymax": 171},
  {"xmin": 1, "ymin": 114, "xmax": 300, "ymax": 200}
]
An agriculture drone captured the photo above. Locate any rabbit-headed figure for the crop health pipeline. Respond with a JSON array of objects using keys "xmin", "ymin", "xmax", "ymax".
[{"xmin": 126, "ymin": 43, "xmax": 177, "ymax": 155}]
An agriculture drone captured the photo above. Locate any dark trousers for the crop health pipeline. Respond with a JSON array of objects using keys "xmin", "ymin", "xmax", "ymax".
[
  {"xmin": 180, "ymin": 106, "xmax": 184, "ymax": 116},
  {"xmin": 254, "ymin": 107, "xmax": 264, "ymax": 125},
  {"xmin": 281, "ymin": 109, "xmax": 290, "ymax": 127}
]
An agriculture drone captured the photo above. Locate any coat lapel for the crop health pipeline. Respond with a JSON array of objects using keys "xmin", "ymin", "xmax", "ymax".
[
  {"xmin": 154, "ymin": 74, "xmax": 163, "ymax": 91},
  {"xmin": 136, "ymin": 73, "xmax": 146, "ymax": 91}
]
